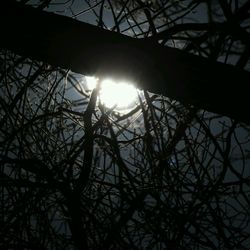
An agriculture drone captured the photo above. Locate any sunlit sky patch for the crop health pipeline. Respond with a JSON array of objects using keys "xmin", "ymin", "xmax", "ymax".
[{"xmin": 84, "ymin": 76, "xmax": 139, "ymax": 112}]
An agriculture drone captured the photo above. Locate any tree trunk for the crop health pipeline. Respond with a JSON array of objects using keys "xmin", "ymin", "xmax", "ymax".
[
  {"xmin": 1, "ymin": 1, "xmax": 250, "ymax": 125},
  {"xmin": 66, "ymin": 195, "xmax": 89, "ymax": 250}
]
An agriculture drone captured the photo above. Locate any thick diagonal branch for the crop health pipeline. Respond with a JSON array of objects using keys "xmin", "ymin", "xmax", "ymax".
[{"xmin": 1, "ymin": 1, "xmax": 250, "ymax": 125}]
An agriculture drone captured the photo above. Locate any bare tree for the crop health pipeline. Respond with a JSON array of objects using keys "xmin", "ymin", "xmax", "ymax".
[
  {"xmin": 1, "ymin": 1, "xmax": 250, "ymax": 249},
  {"xmin": 1, "ymin": 0, "xmax": 250, "ymax": 124}
]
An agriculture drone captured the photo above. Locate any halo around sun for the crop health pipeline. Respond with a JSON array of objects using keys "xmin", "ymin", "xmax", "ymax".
[{"xmin": 84, "ymin": 76, "xmax": 139, "ymax": 112}]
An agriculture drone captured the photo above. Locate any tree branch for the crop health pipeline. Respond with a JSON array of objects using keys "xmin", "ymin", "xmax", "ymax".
[{"xmin": 1, "ymin": 1, "xmax": 250, "ymax": 125}]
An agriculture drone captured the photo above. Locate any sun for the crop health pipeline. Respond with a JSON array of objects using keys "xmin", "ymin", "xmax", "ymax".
[{"xmin": 84, "ymin": 76, "xmax": 139, "ymax": 111}]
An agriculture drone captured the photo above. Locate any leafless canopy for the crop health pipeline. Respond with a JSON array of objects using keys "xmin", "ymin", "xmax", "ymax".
[{"xmin": 1, "ymin": 1, "xmax": 250, "ymax": 249}]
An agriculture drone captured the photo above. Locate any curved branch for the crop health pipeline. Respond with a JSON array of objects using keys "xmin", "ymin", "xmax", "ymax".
[{"xmin": 1, "ymin": 1, "xmax": 250, "ymax": 125}]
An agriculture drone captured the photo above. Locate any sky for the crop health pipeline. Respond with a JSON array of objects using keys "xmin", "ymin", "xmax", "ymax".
[{"xmin": 1, "ymin": 1, "xmax": 250, "ymax": 249}]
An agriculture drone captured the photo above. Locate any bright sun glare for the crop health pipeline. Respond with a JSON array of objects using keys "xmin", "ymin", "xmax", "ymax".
[{"xmin": 85, "ymin": 76, "xmax": 138, "ymax": 111}]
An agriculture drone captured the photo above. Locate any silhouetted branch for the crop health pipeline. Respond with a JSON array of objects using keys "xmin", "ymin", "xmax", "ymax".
[{"xmin": 1, "ymin": 1, "xmax": 250, "ymax": 124}]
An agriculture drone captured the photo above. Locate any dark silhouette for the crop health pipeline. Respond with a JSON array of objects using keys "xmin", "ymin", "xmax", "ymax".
[
  {"xmin": 1, "ymin": 0, "xmax": 250, "ymax": 124},
  {"xmin": 0, "ymin": 1, "xmax": 250, "ymax": 249}
]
